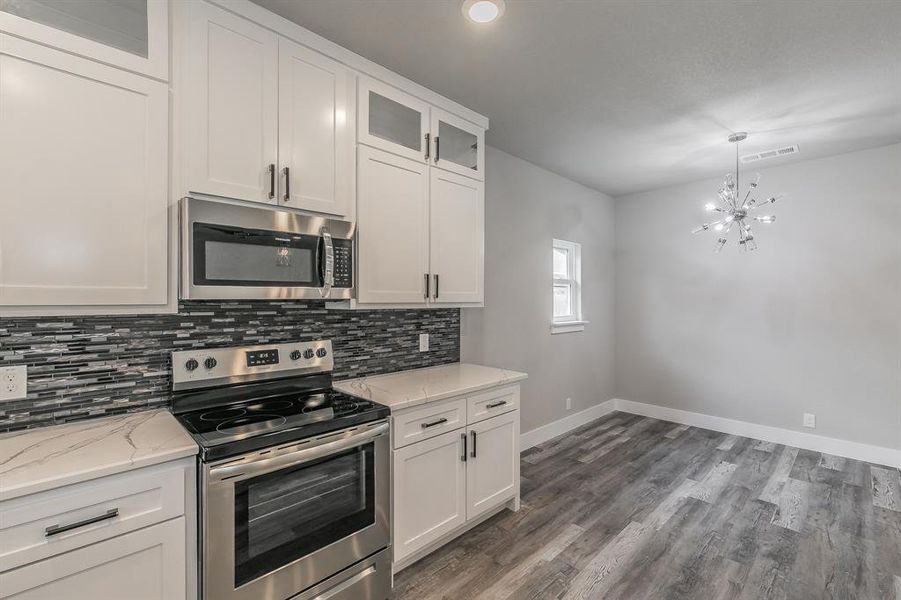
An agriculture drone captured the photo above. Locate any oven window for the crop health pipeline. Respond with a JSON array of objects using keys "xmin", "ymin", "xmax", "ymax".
[
  {"xmin": 193, "ymin": 222, "xmax": 320, "ymax": 287},
  {"xmin": 233, "ymin": 443, "xmax": 375, "ymax": 587}
]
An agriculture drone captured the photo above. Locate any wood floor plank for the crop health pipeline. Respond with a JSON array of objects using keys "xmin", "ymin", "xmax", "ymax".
[
  {"xmin": 717, "ymin": 434, "xmax": 740, "ymax": 451},
  {"xmin": 871, "ymin": 466, "xmax": 901, "ymax": 512},
  {"xmin": 396, "ymin": 413, "xmax": 901, "ymax": 600},
  {"xmin": 665, "ymin": 424, "xmax": 689, "ymax": 439}
]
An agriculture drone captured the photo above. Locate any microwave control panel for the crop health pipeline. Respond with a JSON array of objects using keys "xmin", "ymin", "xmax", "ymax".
[{"xmin": 333, "ymin": 239, "xmax": 353, "ymax": 288}]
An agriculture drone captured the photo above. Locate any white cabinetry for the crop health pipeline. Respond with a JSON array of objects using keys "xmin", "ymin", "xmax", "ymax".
[
  {"xmin": 0, "ymin": 35, "xmax": 168, "ymax": 312},
  {"xmin": 393, "ymin": 429, "xmax": 467, "ymax": 560},
  {"xmin": 354, "ymin": 76, "xmax": 486, "ymax": 308},
  {"xmin": 181, "ymin": 0, "xmax": 354, "ymax": 218},
  {"xmin": 357, "ymin": 146, "xmax": 430, "ymax": 304},
  {"xmin": 0, "ymin": 458, "xmax": 193, "ymax": 600},
  {"xmin": 0, "ymin": 518, "xmax": 186, "ymax": 600},
  {"xmin": 184, "ymin": 0, "xmax": 278, "ymax": 205},
  {"xmin": 391, "ymin": 384, "xmax": 520, "ymax": 569}
]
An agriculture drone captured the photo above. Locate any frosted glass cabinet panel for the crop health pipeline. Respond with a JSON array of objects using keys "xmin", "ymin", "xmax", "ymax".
[
  {"xmin": 358, "ymin": 77, "xmax": 429, "ymax": 163},
  {"xmin": 0, "ymin": 0, "xmax": 167, "ymax": 79},
  {"xmin": 431, "ymin": 108, "xmax": 484, "ymax": 181}
]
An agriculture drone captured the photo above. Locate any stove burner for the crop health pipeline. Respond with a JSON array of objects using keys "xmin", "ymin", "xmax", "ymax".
[
  {"xmin": 200, "ymin": 408, "xmax": 247, "ymax": 422},
  {"xmin": 216, "ymin": 414, "xmax": 287, "ymax": 432},
  {"xmin": 246, "ymin": 400, "xmax": 294, "ymax": 412}
]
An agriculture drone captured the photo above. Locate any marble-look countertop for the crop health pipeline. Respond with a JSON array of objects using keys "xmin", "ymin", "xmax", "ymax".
[
  {"xmin": 0, "ymin": 410, "xmax": 197, "ymax": 501},
  {"xmin": 334, "ymin": 363, "xmax": 528, "ymax": 412}
]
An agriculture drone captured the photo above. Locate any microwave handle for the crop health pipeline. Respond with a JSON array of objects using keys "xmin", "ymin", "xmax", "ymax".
[{"xmin": 320, "ymin": 230, "xmax": 334, "ymax": 297}]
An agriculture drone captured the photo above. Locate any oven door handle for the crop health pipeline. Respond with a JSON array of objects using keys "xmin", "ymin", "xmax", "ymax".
[{"xmin": 209, "ymin": 421, "xmax": 388, "ymax": 483}]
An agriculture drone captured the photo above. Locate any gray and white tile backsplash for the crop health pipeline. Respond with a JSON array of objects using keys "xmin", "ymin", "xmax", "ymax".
[{"xmin": 0, "ymin": 301, "xmax": 459, "ymax": 432}]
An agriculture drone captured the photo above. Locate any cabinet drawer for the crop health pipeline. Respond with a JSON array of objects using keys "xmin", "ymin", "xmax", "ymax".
[
  {"xmin": 0, "ymin": 460, "xmax": 187, "ymax": 572},
  {"xmin": 393, "ymin": 397, "xmax": 466, "ymax": 449},
  {"xmin": 467, "ymin": 385, "xmax": 518, "ymax": 424},
  {"xmin": 0, "ymin": 517, "xmax": 186, "ymax": 600}
]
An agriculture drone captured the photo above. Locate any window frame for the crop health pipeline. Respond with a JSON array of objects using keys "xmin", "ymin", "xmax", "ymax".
[{"xmin": 552, "ymin": 239, "xmax": 587, "ymax": 334}]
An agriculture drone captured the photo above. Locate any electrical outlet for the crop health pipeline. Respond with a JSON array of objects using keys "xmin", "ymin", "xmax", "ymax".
[
  {"xmin": 565, "ymin": 397, "xmax": 572, "ymax": 410},
  {"xmin": 419, "ymin": 333, "xmax": 429, "ymax": 352},
  {"xmin": 803, "ymin": 413, "xmax": 816, "ymax": 428},
  {"xmin": 0, "ymin": 365, "xmax": 27, "ymax": 401}
]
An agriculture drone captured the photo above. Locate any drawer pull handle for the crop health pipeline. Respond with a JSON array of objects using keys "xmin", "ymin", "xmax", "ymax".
[
  {"xmin": 486, "ymin": 400, "xmax": 508, "ymax": 409},
  {"xmin": 45, "ymin": 508, "xmax": 119, "ymax": 537},
  {"xmin": 421, "ymin": 418, "xmax": 448, "ymax": 429}
]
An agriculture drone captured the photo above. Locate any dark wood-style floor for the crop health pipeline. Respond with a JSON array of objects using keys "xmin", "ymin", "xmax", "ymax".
[{"xmin": 395, "ymin": 412, "xmax": 901, "ymax": 600}]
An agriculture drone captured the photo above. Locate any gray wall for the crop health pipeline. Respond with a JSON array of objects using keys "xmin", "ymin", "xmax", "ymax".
[
  {"xmin": 462, "ymin": 147, "xmax": 616, "ymax": 434},
  {"xmin": 615, "ymin": 143, "xmax": 901, "ymax": 449}
]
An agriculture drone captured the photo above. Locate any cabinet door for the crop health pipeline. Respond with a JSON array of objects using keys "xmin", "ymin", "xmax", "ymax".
[
  {"xmin": 358, "ymin": 76, "xmax": 429, "ymax": 164},
  {"xmin": 185, "ymin": 0, "xmax": 278, "ymax": 204},
  {"xmin": 0, "ymin": 35, "xmax": 167, "ymax": 308},
  {"xmin": 0, "ymin": 0, "xmax": 167, "ymax": 80},
  {"xmin": 393, "ymin": 429, "xmax": 467, "ymax": 563},
  {"xmin": 278, "ymin": 38, "xmax": 354, "ymax": 217},
  {"xmin": 429, "ymin": 169, "xmax": 484, "ymax": 304},
  {"xmin": 466, "ymin": 411, "xmax": 518, "ymax": 521},
  {"xmin": 357, "ymin": 145, "xmax": 430, "ymax": 304},
  {"xmin": 0, "ymin": 517, "xmax": 186, "ymax": 600},
  {"xmin": 431, "ymin": 108, "xmax": 484, "ymax": 181}
]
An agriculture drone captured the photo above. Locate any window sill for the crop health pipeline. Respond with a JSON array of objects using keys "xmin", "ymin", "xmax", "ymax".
[{"xmin": 551, "ymin": 321, "xmax": 588, "ymax": 335}]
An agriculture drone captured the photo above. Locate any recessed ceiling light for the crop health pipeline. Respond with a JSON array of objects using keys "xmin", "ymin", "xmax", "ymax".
[{"xmin": 462, "ymin": 0, "xmax": 505, "ymax": 24}]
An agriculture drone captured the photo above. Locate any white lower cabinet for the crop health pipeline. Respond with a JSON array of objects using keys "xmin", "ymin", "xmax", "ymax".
[
  {"xmin": 466, "ymin": 411, "xmax": 518, "ymax": 521},
  {"xmin": 393, "ymin": 429, "xmax": 467, "ymax": 561},
  {"xmin": 392, "ymin": 385, "xmax": 520, "ymax": 568},
  {"xmin": 0, "ymin": 517, "xmax": 186, "ymax": 600}
]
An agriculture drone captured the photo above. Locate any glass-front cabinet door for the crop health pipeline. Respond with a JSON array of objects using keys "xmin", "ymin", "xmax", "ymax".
[
  {"xmin": 431, "ymin": 107, "xmax": 485, "ymax": 181},
  {"xmin": 0, "ymin": 0, "xmax": 167, "ymax": 79},
  {"xmin": 358, "ymin": 76, "xmax": 430, "ymax": 163}
]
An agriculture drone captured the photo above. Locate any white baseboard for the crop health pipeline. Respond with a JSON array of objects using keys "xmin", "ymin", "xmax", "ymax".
[
  {"xmin": 520, "ymin": 399, "xmax": 617, "ymax": 450},
  {"xmin": 614, "ymin": 398, "xmax": 901, "ymax": 468}
]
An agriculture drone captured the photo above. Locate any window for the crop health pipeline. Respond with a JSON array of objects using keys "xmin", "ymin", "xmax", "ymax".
[{"xmin": 552, "ymin": 239, "xmax": 586, "ymax": 334}]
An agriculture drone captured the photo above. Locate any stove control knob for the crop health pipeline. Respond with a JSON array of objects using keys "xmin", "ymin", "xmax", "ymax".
[
  {"xmin": 203, "ymin": 357, "xmax": 217, "ymax": 370},
  {"xmin": 303, "ymin": 349, "xmax": 315, "ymax": 360},
  {"xmin": 290, "ymin": 350, "xmax": 302, "ymax": 361},
  {"xmin": 184, "ymin": 358, "xmax": 199, "ymax": 372},
  {"xmin": 316, "ymin": 348, "xmax": 328, "ymax": 358}
]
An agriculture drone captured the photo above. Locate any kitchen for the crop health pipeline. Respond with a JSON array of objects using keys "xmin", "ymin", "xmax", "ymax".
[{"xmin": 2, "ymin": 1, "xmax": 900, "ymax": 599}]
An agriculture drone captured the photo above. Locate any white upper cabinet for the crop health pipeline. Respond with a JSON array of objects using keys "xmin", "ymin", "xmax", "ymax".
[
  {"xmin": 278, "ymin": 38, "xmax": 354, "ymax": 217},
  {"xmin": 184, "ymin": 1, "xmax": 278, "ymax": 205},
  {"xmin": 429, "ymin": 169, "xmax": 484, "ymax": 304},
  {"xmin": 0, "ymin": 0, "xmax": 167, "ymax": 80},
  {"xmin": 431, "ymin": 108, "xmax": 485, "ymax": 181},
  {"xmin": 358, "ymin": 76, "xmax": 430, "ymax": 164},
  {"xmin": 357, "ymin": 146, "xmax": 430, "ymax": 304},
  {"xmin": 0, "ymin": 35, "xmax": 168, "ymax": 310}
]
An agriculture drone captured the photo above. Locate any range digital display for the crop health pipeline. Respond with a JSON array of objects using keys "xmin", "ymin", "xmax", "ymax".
[{"xmin": 246, "ymin": 349, "xmax": 279, "ymax": 367}]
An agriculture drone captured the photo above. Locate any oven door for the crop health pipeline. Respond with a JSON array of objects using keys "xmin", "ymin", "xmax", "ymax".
[{"xmin": 203, "ymin": 422, "xmax": 390, "ymax": 600}]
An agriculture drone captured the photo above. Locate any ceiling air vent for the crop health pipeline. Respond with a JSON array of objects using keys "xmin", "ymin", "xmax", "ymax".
[{"xmin": 740, "ymin": 144, "xmax": 799, "ymax": 163}]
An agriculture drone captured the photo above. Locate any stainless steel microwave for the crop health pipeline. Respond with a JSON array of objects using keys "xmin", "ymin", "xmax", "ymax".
[{"xmin": 180, "ymin": 198, "xmax": 355, "ymax": 300}]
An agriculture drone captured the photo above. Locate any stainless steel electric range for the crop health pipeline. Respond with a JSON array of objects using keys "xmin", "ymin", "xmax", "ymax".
[{"xmin": 171, "ymin": 340, "xmax": 392, "ymax": 600}]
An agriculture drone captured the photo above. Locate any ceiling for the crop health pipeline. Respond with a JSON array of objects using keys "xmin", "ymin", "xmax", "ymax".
[{"xmin": 252, "ymin": 0, "xmax": 901, "ymax": 196}]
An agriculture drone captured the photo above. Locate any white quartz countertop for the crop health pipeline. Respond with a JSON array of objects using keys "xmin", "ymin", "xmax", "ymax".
[
  {"xmin": 0, "ymin": 409, "xmax": 197, "ymax": 501},
  {"xmin": 334, "ymin": 363, "xmax": 527, "ymax": 412}
]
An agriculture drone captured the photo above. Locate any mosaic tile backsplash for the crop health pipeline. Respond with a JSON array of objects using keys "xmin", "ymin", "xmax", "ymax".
[{"xmin": 0, "ymin": 301, "xmax": 460, "ymax": 432}]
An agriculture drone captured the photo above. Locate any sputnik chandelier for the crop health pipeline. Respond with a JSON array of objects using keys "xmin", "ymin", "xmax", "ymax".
[{"xmin": 693, "ymin": 132, "xmax": 783, "ymax": 252}]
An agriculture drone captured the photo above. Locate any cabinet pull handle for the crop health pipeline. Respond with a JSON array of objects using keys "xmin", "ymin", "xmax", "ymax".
[
  {"xmin": 424, "ymin": 273, "xmax": 430, "ymax": 299},
  {"xmin": 461, "ymin": 432, "xmax": 467, "ymax": 462},
  {"xmin": 421, "ymin": 417, "xmax": 448, "ymax": 429},
  {"xmin": 434, "ymin": 274, "xmax": 439, "ymax": 300},
  {"xmin": 434, "ymin": 135, "xmax": 440, "ymax": 163},
  {"xmin": 424, "ymin": 133, "xmax": 431, "ymax": 161},
  {"xmin": 45, "ymin": 508, "xmax": 118, "ymax": 537},
  {"xmin": 486, "ymin": 400, "xmax": 507, "ymax": 409},
  {"xmin": 282, "ymin": 166, "xmax": 290, "ymax": 201},
  {"xmin": 268, "ymin": 163, "xmax": 276, "ymax": 199},
  {"xmin": 471, "ymin": 430, "xmax": 477, "ymax": 458}
]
